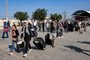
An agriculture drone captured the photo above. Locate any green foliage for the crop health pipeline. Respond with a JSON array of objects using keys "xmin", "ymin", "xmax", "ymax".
[
  {"xmin": 50, "ymin": 13, "xmax": 62, "ymax": 21},
  {"xmin": 32, "ymin": 8, "xmax": 47, "ymax": 21},
  {"xmin": 14, "ymin": 12, "xmax": 29, "ymax": 22}
]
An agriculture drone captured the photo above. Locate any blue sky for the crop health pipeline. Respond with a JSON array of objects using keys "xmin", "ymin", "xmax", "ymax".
[{"xmin": 0, "ymin": 0, "xmax": 90, "ymax": 19}]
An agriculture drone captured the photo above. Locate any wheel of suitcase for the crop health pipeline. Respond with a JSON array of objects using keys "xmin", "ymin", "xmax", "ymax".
[{"xmin": 33, "ymin": 37, "xmax": 46, "ymax": 50}]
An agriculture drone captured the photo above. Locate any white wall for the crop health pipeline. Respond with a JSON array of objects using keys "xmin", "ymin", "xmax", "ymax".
[{"xmin": 0, "ymin": 19, "xmax": 20, "ymax": 29}]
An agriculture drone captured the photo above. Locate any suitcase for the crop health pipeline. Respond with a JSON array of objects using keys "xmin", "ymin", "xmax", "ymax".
[
  {"xmin": 16, "ymin": 41, "xmax": 24, "ymax": 52},
  {"xmin": 45, "ymin": 33, "xmax": 55, "ymax": 47},
  {"xmin": 45, "ymin": 33, "xmax": 53, "ymax": 44},
  {"xmin": 45, "ymin": 33, "xmax": 51, "ymax": 44},
  {"xmin": 33, "ymin": 37, "xmax": 46, "ymax": 50}
]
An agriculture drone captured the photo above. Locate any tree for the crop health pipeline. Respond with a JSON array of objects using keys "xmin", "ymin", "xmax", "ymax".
[
  {"xmin": 14, "ymin": 11, "xmax": 29, "ymax": 24},
  {"xmin": 32, "ymin": 8, "xmax": 47, "ymax": 21},
  {"xmin": 50, "ymin": 13, "xmax": 62, "ymax": 22}
]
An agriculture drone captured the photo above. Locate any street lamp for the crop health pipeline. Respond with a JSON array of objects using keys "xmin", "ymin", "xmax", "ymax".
[{"xmin": 6, "ymin": 0, "xmax": 8, "ymax": 21}]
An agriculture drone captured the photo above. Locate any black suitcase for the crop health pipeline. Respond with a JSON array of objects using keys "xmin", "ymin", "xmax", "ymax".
[
  {"xmin": 33, "ymin": 37, "xmax": 45, "ymax": 50},
  {"xmin": 16, "ymin": 41, "xmax": 24, "ymax": 52},
  {"xmin": 45, "ymin": 33, "xmax": 55, "ymax": 47},
  {"xmin": 45, "ymin": 33, "xmax": 53, "ymax": 45},
  {"xmin": 45, "ymin": 33, "xmax": 51, "ymax": 44}
]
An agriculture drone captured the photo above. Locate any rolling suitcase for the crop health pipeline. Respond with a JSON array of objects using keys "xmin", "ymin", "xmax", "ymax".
[
  {"xmin": 45, "ymin": 33, "xmax": 51, "ymax": 44},
  {"xmin": 45, "ymin": 33, "xmax": 55, "ymax": 45},
  {"xmin": 33, "ymin": 37, "xmax": 46, "ymax": 50},
  {"xmin": 16, "ymin": 41, "xmax": 24, "ymax": 52}
]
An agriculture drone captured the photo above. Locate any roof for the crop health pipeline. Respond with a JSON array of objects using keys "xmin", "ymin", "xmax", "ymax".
[
  {"xmin": 85, "ymin": 10, "xmax": 90, "ymax": 14},
  {"xmin": 72, "ymin": 10, "xmax": 90, "ymax": 17}
]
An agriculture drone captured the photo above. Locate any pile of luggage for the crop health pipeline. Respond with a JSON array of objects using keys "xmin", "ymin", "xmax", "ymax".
[
  {"xmin": 33, "ymin": 33, "xmax": 55, "ymax": 50},
  {"xmin": 16, "ymin": 33, "xmax": 55, "ymax": 51}
]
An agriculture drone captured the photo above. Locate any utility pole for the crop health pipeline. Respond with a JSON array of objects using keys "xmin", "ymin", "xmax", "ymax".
[{"xmin": 6, "ymin": 0, "xmax": 8, "ymax": 21}]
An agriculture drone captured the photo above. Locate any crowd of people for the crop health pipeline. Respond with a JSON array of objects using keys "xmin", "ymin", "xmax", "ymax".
[
  {"xmin": 0, "ymin": 20, "xmax": 87, "ymax": 57},
  {"xmin": 37, "ymin": 20, "xmax": 86, "ymax": 37}
]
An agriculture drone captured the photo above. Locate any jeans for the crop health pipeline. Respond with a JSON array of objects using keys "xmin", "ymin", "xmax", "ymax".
[
  {"xmin": 10, "ymin": 41, "xmax": 16, "ymax": 52},
  {"xmin": 2, "ymin": 32, "xmax": 9, "ymax": 39}
]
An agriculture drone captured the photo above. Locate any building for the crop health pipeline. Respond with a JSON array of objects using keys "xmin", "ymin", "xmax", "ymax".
[{"xmin": 72, "ymin": 10, "xmax": 90, "ymax": 21}]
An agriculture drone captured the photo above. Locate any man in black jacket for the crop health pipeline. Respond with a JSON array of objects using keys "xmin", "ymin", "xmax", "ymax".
[{"xmin": 21, "ymin": 22, "xmax": 32, "ymax": 57}]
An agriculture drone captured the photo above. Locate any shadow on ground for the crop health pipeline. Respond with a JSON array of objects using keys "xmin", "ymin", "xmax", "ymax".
[
  {"xmin": 64, "ymin": 45, "xmax": 90, "ymax": 56},
  {"xmin": 77, "ymin": 41, "xmax": 90, "ymax": 45},
  {"xmin": 31, "ymin": 46, "xmax": 45, "ymax": 50}
]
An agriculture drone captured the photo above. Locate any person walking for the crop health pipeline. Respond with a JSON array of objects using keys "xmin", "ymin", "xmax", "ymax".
[
  {"xmin": 58, "ymin": 22, "xmax": 64, "ymax": 38},
  {"xmin": 38, "ymin": 21, "xmax": 41, "ymax": 31},
  {"xmin": 21, "ymin": 22, "xmax": 32, "ymax": 57},
  {"xmin": 7, "ymin": 21, "xmax": 11, "ymax": 31},
  {"xmin": 0, "ymin": 22, "xmax": 9, "ymax": 39},
  {"xmin": 34, "ymin": 20, "xmax": 37, "ymax": 31},
  {"xmin": 46, "ymin": 21, "xmax": 50, "ymax": 32},
  {"xmin": 64, "ymin": 20, "xmax": 69, "ymax": 32},
  {"xmin": 42, "ymin": 21, "xmax": 45, "ymax": 32},
  {"xmin": 50, "ymin": 21, "xmax": 55, "ymax": 33},
  {"xmin": 9, "ymin": 25, "xmax": 19, "ymax": 55}
]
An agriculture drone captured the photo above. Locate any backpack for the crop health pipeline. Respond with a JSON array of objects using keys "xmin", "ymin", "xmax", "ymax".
[{"xmin": 28, "ymin": 27, "xmax": 38, "ymax": 37}]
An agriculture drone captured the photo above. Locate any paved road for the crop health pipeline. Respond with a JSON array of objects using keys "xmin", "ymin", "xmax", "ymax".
[{"xmin": 0, "ymin": 27, "xmax": 90, "ymax": 60}]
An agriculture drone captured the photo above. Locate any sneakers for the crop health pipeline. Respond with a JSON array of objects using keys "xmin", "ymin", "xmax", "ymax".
[
  {"xmin": 23, "ymin": 53, "xmax": 27, "ymax": 57},
  {"xmin": 23, "ymin": 49, "xmax": 32, "ymax": 57},
  {"xmin": 28, "ymin": 49, "xmax": 32, "ymax": 52},
  {"xmin": 58, "ymin": 37, "xmax": 60, "ymax": 38},
  {"xmin": 9, "ymin": 52, "xmax": 13, "ymax": 55},
  {"xmin": 43, "ymin": 48, "xmax": 45, "ymax": 50}
]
